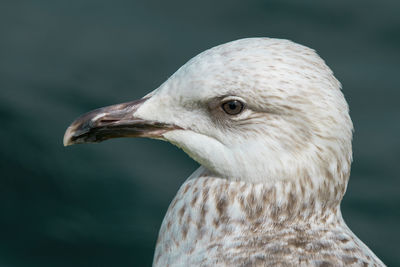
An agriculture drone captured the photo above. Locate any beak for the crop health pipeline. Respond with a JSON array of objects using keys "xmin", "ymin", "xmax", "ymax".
[{"xmin": 63, "ymin": 97, "xmax": 180, "ymax": 146}]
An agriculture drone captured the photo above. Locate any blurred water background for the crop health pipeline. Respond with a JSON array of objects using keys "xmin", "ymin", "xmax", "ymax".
[{"xmin": 0, "ymin": 0, "xmax": 399, "ymax": 266}]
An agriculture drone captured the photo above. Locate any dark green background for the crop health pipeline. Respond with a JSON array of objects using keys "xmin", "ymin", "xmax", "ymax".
[{"xmin": 1, "ymin": 0, "xmax": 399, "ymax": 266}]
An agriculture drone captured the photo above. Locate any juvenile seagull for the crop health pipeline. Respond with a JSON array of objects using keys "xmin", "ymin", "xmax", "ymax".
[{"xmin": 64, "ymin": 38, "xmax": 385, "ymax": 266}]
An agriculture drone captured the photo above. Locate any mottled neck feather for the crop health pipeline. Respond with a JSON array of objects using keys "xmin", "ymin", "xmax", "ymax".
[
  {"xmin": 153, "ymin": 167, "xmax": 385, "ymax": 266},
  {"xmin": 170, "ymin": 166, "xmax": 346, "ymax": 228}
]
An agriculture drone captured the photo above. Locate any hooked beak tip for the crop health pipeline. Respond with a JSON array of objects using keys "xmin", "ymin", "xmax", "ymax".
[{"xmin": 63, "ymin": 125, "xmax": 76, "ymax": 147}]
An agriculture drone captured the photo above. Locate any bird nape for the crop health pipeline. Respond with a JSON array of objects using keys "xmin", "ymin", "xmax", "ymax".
[{"xmin": 64, "ymin": 38, "xmax": 385, "ymax": 266}]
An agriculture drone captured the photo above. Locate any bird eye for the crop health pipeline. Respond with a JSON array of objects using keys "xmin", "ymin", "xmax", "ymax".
[{"xmin": 221, "ymin": 100, "xmax": 244, "ymax": 115}]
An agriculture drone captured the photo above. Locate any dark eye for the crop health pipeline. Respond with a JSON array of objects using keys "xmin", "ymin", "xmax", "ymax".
[{"xmin": 222, "ymin": 100, "xmax": 244, "ymax": 115}]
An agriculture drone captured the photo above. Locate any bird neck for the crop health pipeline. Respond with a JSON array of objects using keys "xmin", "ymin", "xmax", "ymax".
[
  {"xmin": 178, "ymin": 166, "xmax": 347, "ymax": 226},
  {"xmin": 154, "ymin": 166, "xmax": 349, "ymax": 265}
]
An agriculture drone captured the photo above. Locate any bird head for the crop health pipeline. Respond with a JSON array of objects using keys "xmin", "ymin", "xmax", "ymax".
[{"xmin": 64, "ymin": 38, "xmax": 353, "ymax": 190}]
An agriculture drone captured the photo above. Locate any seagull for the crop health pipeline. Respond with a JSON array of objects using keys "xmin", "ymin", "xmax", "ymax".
[{"xmin": 63, "ymin": 38, "xmax": 385, "ymax": 266}]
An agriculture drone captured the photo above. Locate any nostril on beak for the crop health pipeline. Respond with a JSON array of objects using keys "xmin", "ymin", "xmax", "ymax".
[{"xmin": 99, "ymin": 119, "xmax": 119, "ymax": 123}]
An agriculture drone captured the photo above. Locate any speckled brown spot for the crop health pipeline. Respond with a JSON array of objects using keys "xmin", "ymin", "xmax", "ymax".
[
  {"xmin": 239, "ymin": 184, "xmax": 247, "ymax": 192},
  {"xmin": 178, "ymin": 205, "xmax": 186, "ymax": 224},
  {"xmin": 317, "ymin": 261, "xmax": 333, "ymax": 267},
  {"xmin": 303, "ymin": 174, "xmax": 313, "ymax": 190},
  {"xmin": 202, "ymin": 178, "xmax": 208, "ymax": 188},
  {"xmin": 343, "ymin": 247, "xmax": 357, "ymax": 253},
  {"xmin": 228, "ymin": 186, "xmax": 237, "ymax": 203},
  {"xmin": 181, "ymin": 224, "xmax": 188, "ymax": 240},
  {"xmin": 246, "ymin": 189, "xmax": 256, "ymax": 207},
  {"xmin": 174, "ymin": 237, "xmax": 180, "ymax": 247},
  {"xmin": 169, "ymin": 198, "xmax": 178, "ymax": 210},
  {"xmin": 287, "ymin": 192, "xmax": 297, "ymax": 215},
  {"xmin": 154, "ymin": 251, "xmax": 161, "ymax": 264},
  {"xmin": 183, "ymin": 183, "xmax": 190, "ymax": 194},
  {"xmin": 300, "ymin": 183, "xmax": 306, "ymax": 198},
  {"xmin": 197, "ymin": 203, "xmax": 208, "ymax": 231},
  {"xmin": 342, "ymin": 256, "xmax": 358, "ymax": 264},
  {"xmin": 288, "ymin": 237, "xmax": 309, "ymax": 248},
  {"xmin": 202, "ymin": 186, "xmax": 210, "ymax": 203},
  {"xmin": 191, "ymin": 193, "xmax": 198, "ymax": 207},
  {"xmin": 216, "ymin": 196, "xmax": 228, "ymax": 216},
  {"xmin": 270, "ymin": 205, "xmax": 280, "ymax": 221}
]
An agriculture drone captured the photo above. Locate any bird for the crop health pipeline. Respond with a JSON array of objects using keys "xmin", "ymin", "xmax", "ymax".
[{"xmin": 63, "ymin": 38, "xmax": 385, "ymax": 266}]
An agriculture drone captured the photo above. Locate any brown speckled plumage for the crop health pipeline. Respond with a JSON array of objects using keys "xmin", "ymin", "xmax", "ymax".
[
  {"xmin": 150, "ymin": 39, "xmax": 384, "ymax": 266},
  {"xmin": 154, "ymin": 168, "xmax": 383, "ymax": 266}
]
